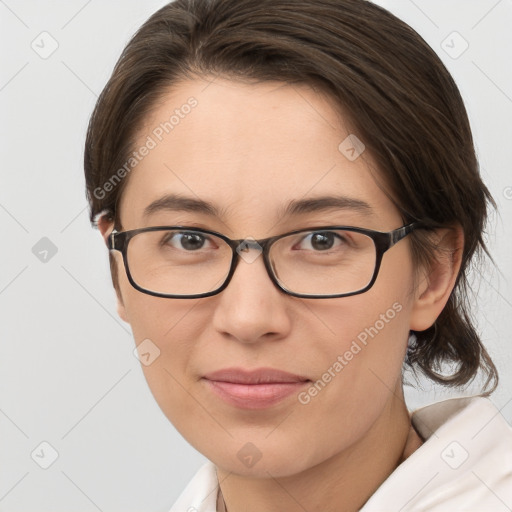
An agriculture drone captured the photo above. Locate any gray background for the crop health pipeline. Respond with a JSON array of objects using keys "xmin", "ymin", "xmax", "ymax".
[{"xmin": 1, "ymin": 0, "xmax": 511, "ymax": 510}]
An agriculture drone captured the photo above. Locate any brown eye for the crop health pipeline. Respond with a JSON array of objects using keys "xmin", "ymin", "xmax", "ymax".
[
  {"xmin": 161, "ymin": 231, "xmax": 210, "ymax": 251},
  {"xmin": 297, "ymin": 231, "xmax": 345, "ymax": 251}
]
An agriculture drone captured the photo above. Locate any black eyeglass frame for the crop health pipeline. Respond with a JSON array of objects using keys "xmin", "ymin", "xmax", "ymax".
[{"xmin": 108, "ymin": 222, "xmax": 422, "ymax": 299}]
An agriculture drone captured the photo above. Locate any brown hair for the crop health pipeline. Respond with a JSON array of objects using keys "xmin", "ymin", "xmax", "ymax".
[{"xmin": 84, "ymin": 0, "xmax": 498, "ymax": 392}]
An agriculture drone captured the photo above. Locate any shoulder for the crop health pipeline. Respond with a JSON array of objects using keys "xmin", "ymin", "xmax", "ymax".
[
  {"xmin": 361, "ymin": 395, "xmax": 512, "ymax": 511},
  {"xmin": 168, "ymin": 461, "xmax": 219, "ymax": 512}
]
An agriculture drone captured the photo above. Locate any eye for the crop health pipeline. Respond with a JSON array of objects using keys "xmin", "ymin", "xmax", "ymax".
[
  {"xmin": 161, "ymin": 231, "xmax": 213, "ymax": 251},
  {"xmin": 297, "ymin": 231, "xmax": 346, "ymax": 251}
]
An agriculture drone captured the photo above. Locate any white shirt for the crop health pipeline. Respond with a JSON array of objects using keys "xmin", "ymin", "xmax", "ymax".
[{"xmin": 169, "ymin": 396, "xmax": 512, "ymax": 511}]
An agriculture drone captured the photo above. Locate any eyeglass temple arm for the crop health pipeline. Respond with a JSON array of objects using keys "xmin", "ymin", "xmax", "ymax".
[
  {"xmin": 107, "ymin": 230, "xmax": 119, "ymax": 251},
  {"xmin": 390, "ymin": 222, "xmax": 420, "ymax": 246}
]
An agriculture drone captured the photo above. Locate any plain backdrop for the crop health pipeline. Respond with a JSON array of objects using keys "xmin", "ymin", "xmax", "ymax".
[{"xmin": 1, "ymin": 0, "xmax": 511, "ymax": 510}]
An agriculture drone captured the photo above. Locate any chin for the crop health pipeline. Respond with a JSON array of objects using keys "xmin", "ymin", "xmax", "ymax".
[{"xmin": 192, "ymin": 432, "xmax": 329, "ymax": 480}]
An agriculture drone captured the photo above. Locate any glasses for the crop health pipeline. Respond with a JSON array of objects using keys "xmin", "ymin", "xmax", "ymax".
[{"xmin": 107, "ymin": 223, "xmax": 422, "ymax": 299}]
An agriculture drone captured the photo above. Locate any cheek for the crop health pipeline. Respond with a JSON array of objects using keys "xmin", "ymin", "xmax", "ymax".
[
  {"xmin": 311, "ymin": 243, "xmax": 415, "ymax": 378},
  {"xmin": 295, "ymin": 257, "xmax": 415, "ymax": 425},
  {"xmin": 128, "ymin": 299, "xmax": 209, "ymax": 445},
  {"xmin": 283, "ymin": 297, "xmax": 411, "ymax": 466},
  {"xmin": 125, "ymin": 293, "xmax": 204, "ymax": 365},
  {"xmin": 115, "ymin": 250, "xmax": 202, "ymax": 342},
  {"xmin": 114, "ymin": 254, "xmax": 208, "ymax": 411},
  {"xmin": 120, "ymin": 278, "xmax": 205, "ymax": 411},
  {"xmin": 306, "ymin": 293, "xmax": 411, "ymax": 401}
]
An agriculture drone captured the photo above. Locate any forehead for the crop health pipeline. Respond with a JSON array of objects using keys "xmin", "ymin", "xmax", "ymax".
[{"xmin": 118, "ymin": 77, "xmax": 399, "ymax": 233}]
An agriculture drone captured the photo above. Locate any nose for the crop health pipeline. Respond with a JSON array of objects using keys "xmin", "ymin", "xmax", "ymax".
[{"xmin": 210, "ymin": 246, "xmax": 293, "ymax": 344}]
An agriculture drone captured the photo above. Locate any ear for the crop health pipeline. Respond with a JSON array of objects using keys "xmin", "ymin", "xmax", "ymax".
[
  {"xmin": 97, "ymin": 213, "xmax": 114, "ymax": 246},
  {"xmin": 409, "ymin": 225, "xmax": 464, "ymax": 331},
  {"xmin": 97, "ymin": 214, "xmax": 130, "ymax": 324}
]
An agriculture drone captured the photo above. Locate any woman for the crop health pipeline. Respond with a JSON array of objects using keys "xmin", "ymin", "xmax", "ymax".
[{"xmin": 84, "ymin": 0, "xmax": 512, "ymax": 510}]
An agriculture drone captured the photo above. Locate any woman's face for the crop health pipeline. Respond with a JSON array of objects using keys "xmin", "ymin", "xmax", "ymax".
[{"xmin": 107, "ymin": 77, "xmax": 425, "ymax": 477}]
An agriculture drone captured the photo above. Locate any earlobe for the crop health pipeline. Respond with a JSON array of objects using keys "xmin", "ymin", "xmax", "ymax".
[{"xmin": 409, "ymin": 226, "xmax": 464, "ymax": 332}]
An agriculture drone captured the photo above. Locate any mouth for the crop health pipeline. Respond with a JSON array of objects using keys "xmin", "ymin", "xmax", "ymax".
[{"xmin": 202, "ymin": 367, "xmax": 311, "ymax": 409}]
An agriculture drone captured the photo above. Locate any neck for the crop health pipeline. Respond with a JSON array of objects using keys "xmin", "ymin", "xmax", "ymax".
[{"xmin": 216, "ymin": 386, "xmax": 422, "ymax": 512}]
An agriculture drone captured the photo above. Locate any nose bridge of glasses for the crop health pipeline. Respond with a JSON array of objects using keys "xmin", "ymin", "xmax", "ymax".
[
  {"xmin": 212, "ymin": 235, "xmax": 274, "ymax": 297},
  {"xmin": 233, "ymin": 236, "xmax": 267, "ymax": 266}
]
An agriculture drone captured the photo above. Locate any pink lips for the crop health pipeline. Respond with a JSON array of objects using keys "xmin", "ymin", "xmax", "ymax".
[{"xmin": 202, "ymin": 367, "xmax": 310, "ymax": 409}]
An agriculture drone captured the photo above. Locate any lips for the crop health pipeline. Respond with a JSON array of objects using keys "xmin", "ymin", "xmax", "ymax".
[
  {"xmin": 203, "ymin": 367, "xmax": 310, "ymax": 384},
  {"xmin": 202, "ymin": 367, "xmax": 310, "ymax": 409}
]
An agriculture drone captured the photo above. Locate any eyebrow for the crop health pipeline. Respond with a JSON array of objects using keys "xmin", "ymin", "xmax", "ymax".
[
  {"xmin": 281, "ymin": 195, "xmax": 373, "ymax": 217},
  {"xmin": 142, "ymin": 193, "xmax": 374, "ymax": 220},
  {"xmin": 143, "ymin": 194, "xmax": 220, "ymax": 218}
]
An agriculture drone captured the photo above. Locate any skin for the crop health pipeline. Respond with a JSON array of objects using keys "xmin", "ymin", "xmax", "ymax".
[{"xmin": 98, "ymin": 76, "xmax": 462, "ymax": 512}]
